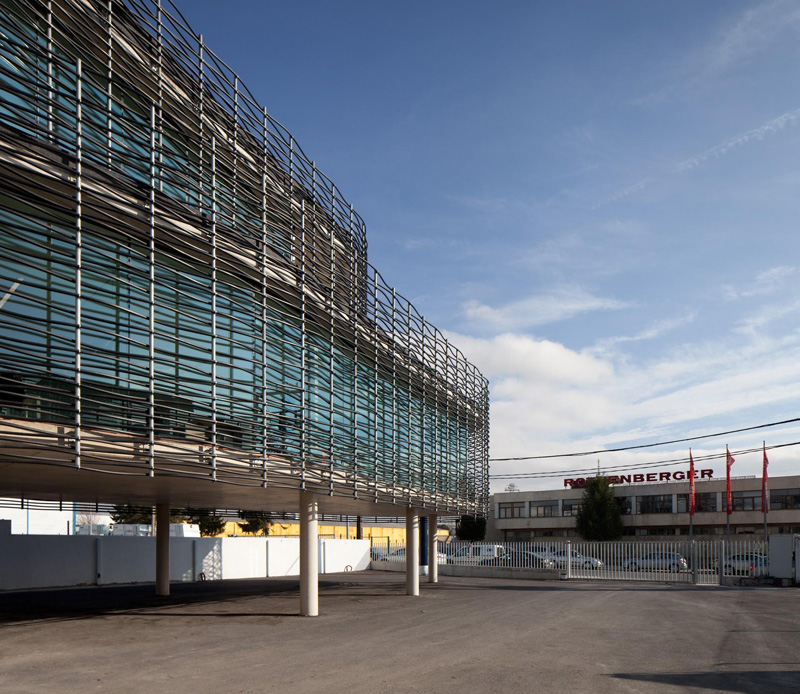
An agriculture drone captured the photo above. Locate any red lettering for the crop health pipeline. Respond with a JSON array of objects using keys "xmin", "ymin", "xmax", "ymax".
[
  {"xmin": 619, "ymin": 475, "xmax": 631, "ymax": 484},
  {"xmin": 646, "ymin": 473, "xmax": 657, "ymax": 482},
  {"xmin": 609, "ymin": 476, "xmax": 620, "ymax": 485},
  {"xmin": 674, "ymin": 471, "xmax": 685, "ymax": 481},
  {"xmin": 575, "ymin": 478, "xmax": 586, "ymax": 487},
  {"xmin": 659, "ymin": 472, "xmax": 671, "ymax": 481},
  {"xmin": 701, "ymin": 469, "xmax": 713, "ymax": 479},
  {"xmin": 564, "ymin": 478, "xmax": 574, "ymax": 488},
  {"xmin": 633, "ymin": 474, "xmax": 644, "ymax": 483}
]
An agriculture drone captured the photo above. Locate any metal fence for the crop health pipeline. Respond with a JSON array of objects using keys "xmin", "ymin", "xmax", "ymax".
[{"xmin": 373, "ymin": 539, "xmax": 770, "ymax": 585}]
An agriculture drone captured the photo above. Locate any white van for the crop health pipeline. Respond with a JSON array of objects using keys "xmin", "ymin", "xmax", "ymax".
[{"xmin": 449, "ymin": 544, "xmax": 506, "ymax": 565}]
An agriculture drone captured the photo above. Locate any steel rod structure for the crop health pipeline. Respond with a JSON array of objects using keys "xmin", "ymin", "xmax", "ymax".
[{"xmin": 0, "ymin": 0, "xmax": 489, "ymax": 517}]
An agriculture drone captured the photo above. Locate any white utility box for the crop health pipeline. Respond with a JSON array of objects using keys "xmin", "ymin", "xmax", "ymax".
[{"xmin": 768, "ymin": 534, "xmax": 797, "ymax": 582}]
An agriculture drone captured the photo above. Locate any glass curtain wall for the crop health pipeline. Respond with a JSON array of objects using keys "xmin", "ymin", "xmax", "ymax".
[{"xmin": 0, "ymin": 0, "xmax": 489, "ymax": 513}]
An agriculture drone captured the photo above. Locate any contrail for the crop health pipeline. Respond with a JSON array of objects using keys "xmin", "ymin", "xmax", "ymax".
[{"xmin": 676, "ymin": 106, "xmax": 800, "ymax": 172}]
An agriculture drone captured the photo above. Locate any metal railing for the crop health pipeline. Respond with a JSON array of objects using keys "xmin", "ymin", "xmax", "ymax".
[{"xmin": 374, "ymin": 539, "xmax": 771, "ymax": 585}]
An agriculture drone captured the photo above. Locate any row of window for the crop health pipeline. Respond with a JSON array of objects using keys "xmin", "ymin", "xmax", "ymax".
[{"xmin": 498, "ymin": 489, "xmax": 800, "ymax": 518}]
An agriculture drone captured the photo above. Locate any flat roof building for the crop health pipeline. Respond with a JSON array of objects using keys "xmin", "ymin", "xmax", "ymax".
[{"xmin": 488, "ymin": 473, "xmax": 800, "ymax": 541}]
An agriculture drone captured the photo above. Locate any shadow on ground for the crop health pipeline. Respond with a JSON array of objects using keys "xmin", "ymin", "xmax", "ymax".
[
  {"xmin": 612, "ymin": 670, "xmax": 800, "ymax": 693},
  {"xmin": 0, "ymin": 576, "xmax": 340, "ymax": 625}
]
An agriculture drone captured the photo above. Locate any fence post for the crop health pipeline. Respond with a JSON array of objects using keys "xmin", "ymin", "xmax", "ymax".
[
  {"xmin": 566, "ymin": 541, "xmax": 572, "ymax": 580},
  {"xmin": 718, "ymin": 540, "xmax": 725, "ymax": 585},
  {"xmin": 691, "ymin": 540, "xmax": 697, "ymax": 585}
]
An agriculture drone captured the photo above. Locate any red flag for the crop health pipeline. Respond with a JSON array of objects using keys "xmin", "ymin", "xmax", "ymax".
[
  {"xmin": 762, "ymin": 442, "xmax": 769, "ymax": 514},
  {"xmin": 688, "ymin": 450, "xmax": 696, "ymax": 516},
  {"xmin": 726, "ymin": 446, "xmax": 735, "ymax": 515}
]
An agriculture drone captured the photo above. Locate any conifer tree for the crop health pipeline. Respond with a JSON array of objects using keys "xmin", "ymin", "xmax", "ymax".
[
  {"xmin": 238, "ymin": 510, "xmax": 272, "ymax": 535},
  {"xmin": 186, "ymin": 509, "xmax": 227, "ymax": 537},
  {"xmin": 575, "ymin": 477, "xmax": 623, "ymax": 541},
  {"xmin": 456, "ymin": 515, "xmax": 486, "ymax": 541}
]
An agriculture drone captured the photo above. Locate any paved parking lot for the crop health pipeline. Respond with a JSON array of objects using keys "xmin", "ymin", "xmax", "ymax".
[{"xmin": 1, "ymin": 572, "xmax": 798, "ymax": 694}]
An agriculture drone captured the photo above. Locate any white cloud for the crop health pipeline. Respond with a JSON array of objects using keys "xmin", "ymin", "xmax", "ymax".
[
  {"xmin": 594, "ymin": 178, "xmax": 654, "ymax": 208},
  {"xmin": 734, "ymin": 298, "xmax": 800, "ymax": 336},
  {"xmin": 701, "ymin": 0, "xmax": 800, "ymax": 77},
  {"xmin": 446, "ymin": 332, "xmax": 613, "ymax": 385},
  {"xmin": 403, "ymin": 237, "xmax": 439, "ymax": 251},
  {"xmin": 520, "ymin": 219, "xmax": 649, "ymax": 279},
  {"xmin": 447, "ymin": 318, "xmax": 800, "ymax": 493},
  {"xmin": 722, "ymin": 266, "xmax": 797, "ymax": 300},
  {"xmin": 593, "ymin": 313, "xmax": 697, "ymax": 352},
  {"xmin": 634, "ymin": 0, "xmax": 800, "ymax": 106},
  {"xmin": 462, "ymin": 286, "xmax": 630, "ymax": 331}
]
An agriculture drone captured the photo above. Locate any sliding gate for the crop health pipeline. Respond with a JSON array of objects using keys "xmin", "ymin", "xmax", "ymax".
[{"xmin": 428, "ymin": 539, "xmax": 769, "ymax": 585}]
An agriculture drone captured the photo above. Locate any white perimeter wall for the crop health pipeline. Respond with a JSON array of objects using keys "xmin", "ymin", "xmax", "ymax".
[
  {"xmin": 0, "ymin": 501, "xmax": 114, "ymax": 535},
  {"xmin": 0, "ymin": 503, "xmax": 75, "ymax": 535},
  {"xmin": 0, "ymin": 536, "xmax": 370, "ymax": 591}
]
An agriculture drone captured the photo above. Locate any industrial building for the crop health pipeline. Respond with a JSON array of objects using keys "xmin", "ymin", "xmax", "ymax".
[{"xmin": 488, "ymin": 473, "xmax": 800, "ymax": 540}]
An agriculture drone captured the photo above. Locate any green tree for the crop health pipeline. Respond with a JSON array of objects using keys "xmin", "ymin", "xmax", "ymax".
[
  {"xmin": 238, "ymin": 510, "xmax": 272, "ymax": 536},
  {"xmin": 575, "ymin": 477, "xmax": 623, "ymax": 541},
  {"xmin": 111, "ymin": 505, "xmax": 186, "ymax": 525},
  {"xmin": 186, "ymin": 509, "xmax": 227, "ymax": 537},
  {"xmin": 456, "ymin": 515, "xmax": 486, "ymax": 541},
  {"xmin": 111, "ymin": 504, "xmax": 152, "ymax": 525}
]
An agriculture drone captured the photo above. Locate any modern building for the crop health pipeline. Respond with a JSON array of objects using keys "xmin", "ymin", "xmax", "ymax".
[
  {"xmin": 488, "ymin": 473, "xmax": 800, "ymax": 541},
  {"xmin": 0, "ymin": 0, "xmax": 489, "ymax": 611}
]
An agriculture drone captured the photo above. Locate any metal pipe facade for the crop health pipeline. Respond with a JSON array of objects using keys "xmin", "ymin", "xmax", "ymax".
[{"xmin": 0, "ymin": 0, "xmax": 489, "ymax": 516}]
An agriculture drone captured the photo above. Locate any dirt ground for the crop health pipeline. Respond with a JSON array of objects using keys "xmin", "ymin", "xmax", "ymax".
[{"xmin": 1, "ymin": 572, "xmax": 798, "ymax": 694}]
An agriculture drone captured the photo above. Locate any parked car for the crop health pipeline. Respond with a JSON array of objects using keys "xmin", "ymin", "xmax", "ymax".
[
  {"xmin": 449, "ymin": 544, "xmax": 506, "ymax": 565},
  {"xmin": 528, "ymin": 543, "xmax": 559, "ymax": 560},
  {"xmin": 482, "ymin": 549, "xmax": 555, "ymax": 569},
  {"xmin": 622, "ymin": 552, "xmax": 688, "ymax": 573},
  {"xmin": 550, "ymin": 549, "xmax": 603, "ymax": 569},
  {"xmin": 721, "ymin": 553, "xmax": 769, "ymax": 576},
  {"xmin": 379, "ymin": 547, "xmax": 448, "ymax": 564}
]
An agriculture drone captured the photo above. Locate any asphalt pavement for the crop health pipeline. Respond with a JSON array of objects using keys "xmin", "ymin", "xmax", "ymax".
[{"xmin": 1, "ymin": 572, "xmax": 798, "ymax": 694}]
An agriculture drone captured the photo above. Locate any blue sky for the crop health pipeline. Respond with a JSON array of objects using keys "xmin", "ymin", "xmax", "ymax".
[{"xmin": 179, "ymin": 0, "xmax": 800, "ymax": 490}]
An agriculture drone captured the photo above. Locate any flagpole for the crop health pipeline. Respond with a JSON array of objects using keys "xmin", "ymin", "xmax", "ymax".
[
  {"xmin": 688, "ymin": 449, "xmax": 695, "ymax": 543},
  {"xmin": 725, "ymin": 445, "xmax": 732, "ymax": 546},
  {"xmin": 763, "ymin": 441, "xmax": 768, "ymax": 546},
  {"xmin": 726, "ymin": 509, "xmax": 730, "ymax": 545}
]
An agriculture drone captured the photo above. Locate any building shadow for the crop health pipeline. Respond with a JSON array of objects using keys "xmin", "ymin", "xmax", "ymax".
[
  {"xmin": 0, "ymin": 576, "xmax": 305, "ymax": 626},
  {"xmin": 611, "ymin": 670, "xmax": 800, "ymax": 693}
]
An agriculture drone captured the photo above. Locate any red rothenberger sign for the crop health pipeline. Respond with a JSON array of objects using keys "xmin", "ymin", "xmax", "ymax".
[{"xmin": 564, "ymin": 469, "xmax": 714, "ymax": 488}]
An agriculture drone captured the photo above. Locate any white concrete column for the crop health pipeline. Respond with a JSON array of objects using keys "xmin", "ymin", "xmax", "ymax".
[
  {"xmin": 155, "ymin": 503, "xmax": 170, "ymax": 596},
  {"xmin": 427, "ymin": 514, "xmax": 438, "ymax": 583},
  {"xmin": 406, "ymin": 507, "xmax": 419, "ymax": 596},
  {"xmin": 299, "ymin": 491, "xmax": 319, "ymax": 616}
]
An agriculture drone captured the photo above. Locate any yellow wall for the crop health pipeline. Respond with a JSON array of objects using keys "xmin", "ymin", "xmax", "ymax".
[{"xmin": 215, "ymin": 520, "xmax": 448, "ymax": 543}]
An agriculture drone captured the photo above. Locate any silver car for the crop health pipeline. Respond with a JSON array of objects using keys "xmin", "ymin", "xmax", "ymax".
[
  {"xmin": 550, "ymin": 549, "xmax": 603, "ymax": 569},
  {"xmin": 483, "ymin": 549, "xmax": 556, "ymax": 569},
  {"xmin": 722, "ymin": 553, "xmax": 769, "ymax": 576},
  {"xmin": 623, "ymin": 552, "xmax": 688, "ymax": 573}
]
